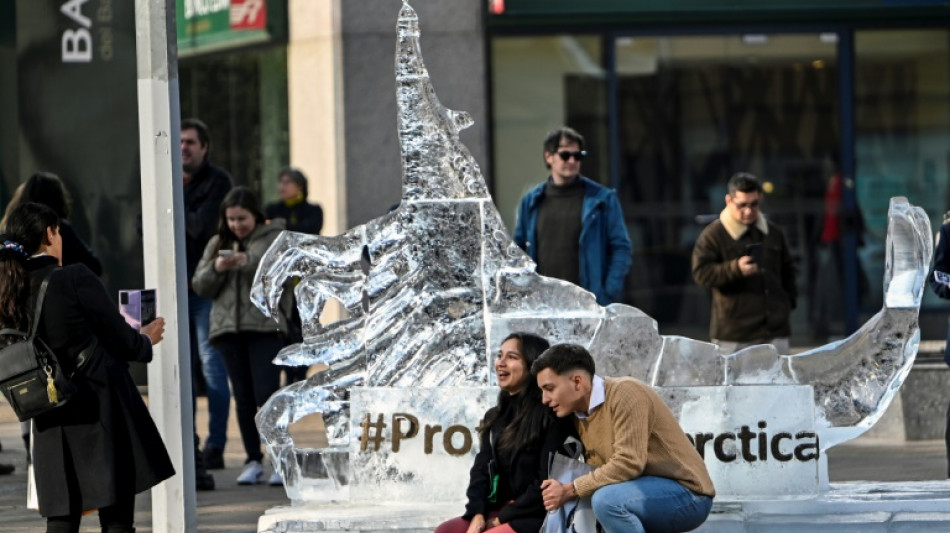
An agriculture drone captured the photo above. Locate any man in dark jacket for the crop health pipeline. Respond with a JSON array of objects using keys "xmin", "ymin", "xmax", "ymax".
[
  {"xmin": 929, "ymin": 210, "xmax": 950, "ymax": 477},
  {"xmin": 182, "ymin": 118, "xmax": 233, "ymax": 487},
  {"xmin": 513, "ymin": 127, "xmax": 632, "ymax": 305},
  {"xmin": 692, "ymin": 172, "xmax": 797, "ymax": 355}
]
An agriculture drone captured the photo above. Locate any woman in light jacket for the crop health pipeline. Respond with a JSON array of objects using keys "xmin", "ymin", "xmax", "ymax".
[{"xmin": 192, "ymin": 186, "xmax": 287, "ymax": 486}]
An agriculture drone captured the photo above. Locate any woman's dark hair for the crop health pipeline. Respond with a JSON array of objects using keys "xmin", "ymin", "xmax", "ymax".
[
  {"xmin": 278, "ymin": 167, "xmax": 309, "ymax": 198},
  {"xmin": 482, "ymin": 332, "xmax": 552, "ymax": 455},
  {"xmin": 20, "ymin": 172, "xmax": 72, "ymax": 219},
  {"xmin": 0, "ymin": 203, "xmax": 60, "ymax": 332},
  {"xmin": 216, "ymin": 186, "xmax": 266, "ymax": 250}
]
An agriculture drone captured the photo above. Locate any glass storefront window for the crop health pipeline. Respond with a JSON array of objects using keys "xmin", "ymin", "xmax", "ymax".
[
  {"xmin": 854, "ymin": 29, "xmax": 950, "ymax": 310},
  {"xmin": 490, "ymin": 35, "xmax": 606, "ymax": 231},
  {"xmin": 613, "ymin": 33, "xmax": 839, "ymax": 340},
  {"xmin": 179, "ymin": 47, "xmax": 289, "ymax": 205},
  {"xmin": 490, "ymin": 27, "xmax": 950, "ymax": 343}
]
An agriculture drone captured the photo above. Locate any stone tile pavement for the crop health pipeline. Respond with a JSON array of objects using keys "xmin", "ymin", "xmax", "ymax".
[{"xmin": 0, "ymin": 397, "xmax": 945, "ymax": 532}]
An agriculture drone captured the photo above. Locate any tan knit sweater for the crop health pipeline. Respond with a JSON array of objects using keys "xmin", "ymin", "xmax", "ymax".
[{"xmin": 573, "ymin": 377, "xmax": 716, "ymax": 498}]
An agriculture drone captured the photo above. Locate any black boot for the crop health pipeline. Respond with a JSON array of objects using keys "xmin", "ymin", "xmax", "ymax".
[
  {"xmin": 195, "ymin": 437, "xmax": 215, "ymax": 491},
  {"xmin": 102, "ymin": 527, "xmax": 135, "ymax": 533}
]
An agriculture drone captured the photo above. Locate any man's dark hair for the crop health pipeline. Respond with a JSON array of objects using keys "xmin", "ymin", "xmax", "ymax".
[
  {"xmin": 531, "ymin": 343, "xmax": 595, "ymax": 377},
  {"xmin": 727, "ymin": 172, "xmax": 763, "ymax": 195},
  {"xmin": 182, "ymin": 117, "xmax": 212, "ymax": 151},
  {"xmin": 542, "ymin": 127, "xmax": 585, "ymax": 154}
]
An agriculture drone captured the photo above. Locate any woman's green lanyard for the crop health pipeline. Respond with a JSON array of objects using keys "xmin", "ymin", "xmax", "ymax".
[{"xmin": 487, "ymin": 429, "xmax": 500, "ymax": 503}]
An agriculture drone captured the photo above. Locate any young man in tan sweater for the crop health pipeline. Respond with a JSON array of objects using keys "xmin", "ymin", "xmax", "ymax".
[{"xmin": 532, "ymin": 344, "xmax": 715, "ymax": 533}]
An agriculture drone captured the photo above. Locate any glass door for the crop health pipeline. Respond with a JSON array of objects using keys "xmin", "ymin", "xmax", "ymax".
[{"xmin": 600, "ymin": 32, "xmax": 841, "ymax": 341}]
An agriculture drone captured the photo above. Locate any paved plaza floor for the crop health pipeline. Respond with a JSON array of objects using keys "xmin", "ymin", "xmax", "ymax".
[{"xmin": 0, "ymin": 397, "xmax": 945, "ymax": 532}]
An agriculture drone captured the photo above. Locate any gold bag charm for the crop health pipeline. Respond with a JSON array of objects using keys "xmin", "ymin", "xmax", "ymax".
[{"xmin": 46, "ymin": 375, "xmax": 58, "ymax": 404}]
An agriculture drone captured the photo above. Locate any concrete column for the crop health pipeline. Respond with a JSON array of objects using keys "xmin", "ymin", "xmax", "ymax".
[
  {"xmin": 133, "ymin": 0, "xmax": 196, "ymax": 531},
  {"xmin": 287, "ymin": 0, "xmax": 347, "ymax": 237}
]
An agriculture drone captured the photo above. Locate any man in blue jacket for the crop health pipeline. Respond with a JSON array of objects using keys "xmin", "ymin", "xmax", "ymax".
[{"xmin": 513, "ymin": 127, "xmax": 632, "ymax": 305}]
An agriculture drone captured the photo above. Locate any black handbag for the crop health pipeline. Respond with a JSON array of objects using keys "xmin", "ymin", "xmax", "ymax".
[{"xmin": 0, "ymin": 271, "xmax": 76, "ymax": 421}]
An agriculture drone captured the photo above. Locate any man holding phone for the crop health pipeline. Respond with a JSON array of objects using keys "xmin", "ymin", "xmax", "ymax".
[{"xmin": 691, "ymin": 172, "xmax": 797, "ymax": 355}]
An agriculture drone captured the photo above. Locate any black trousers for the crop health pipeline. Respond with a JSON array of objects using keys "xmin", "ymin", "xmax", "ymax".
[
  {"xmin": 46, "ymin": 493, "xmax": 134, "ymax": 533},
  {"xmin": 45, "ymin": 422, "xmax": 136, "ymax": 533},
  {"xmin": 946, "ymin": 399, "xmax": 950, "ymax": 478},
  {"xmin": 945, "ymin": 318, "xmax": 950, "ymax": 478},
  {"xmin": 215, "ymin": 332, "xmax": 283, "ymax": 463}
]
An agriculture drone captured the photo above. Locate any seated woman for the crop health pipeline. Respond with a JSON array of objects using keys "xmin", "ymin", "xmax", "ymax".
[{"xmin": 436, "ymin": 333, "xmax": 577, "ymax": 533}]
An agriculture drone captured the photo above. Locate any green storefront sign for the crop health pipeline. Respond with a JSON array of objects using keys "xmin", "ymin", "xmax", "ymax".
[{"xmin": 176, "ymin": 0, "xmax": 286, "ymax": 57}]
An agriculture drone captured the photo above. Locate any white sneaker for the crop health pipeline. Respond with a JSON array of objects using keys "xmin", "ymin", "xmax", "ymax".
[
  {"xmin": 268, "ymin": 470, "xmax": 283, "ymax": 486},
  {"xmin": 237, "ymin": 460, "xmax": 263, "ymax": 485}
]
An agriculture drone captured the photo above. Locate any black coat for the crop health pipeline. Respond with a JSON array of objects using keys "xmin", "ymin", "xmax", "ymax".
[
  {"xmin": 184, "ymin": 161, "xmax": 233, "ymax": 280},
  {"xmin": 59, "ymin": 219, "xmax": 102, "ymax": 276},
  {"xmin": 264, "ymin": 199, "xmax": 323, "ymax": 235},
  {"xmin": 28, "ymin": 256, "xmax": 174, "ymax": 517},
  {"xmin": 462, "ymin": 393, "xmax": 577, "ymax": 533},
  {"xmin": 930, "ymin": 221, "xmax": 950, "ymax": 364}
]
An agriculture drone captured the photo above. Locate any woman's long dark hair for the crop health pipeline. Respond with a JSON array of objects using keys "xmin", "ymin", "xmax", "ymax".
[
  {"xmin": 482, "ymin": 332, "xmax": 552, "ymax": 455},
  {"xmin": 0, "ymin": 203, "xmax": 60, "ymax": 332},
  {"xmin": 20, "ymin": 172, "xmax": 72, "ymax": 219},
  {"xmin": 215, "ymin": 186, "xmax": 266, "ymax": 251}
]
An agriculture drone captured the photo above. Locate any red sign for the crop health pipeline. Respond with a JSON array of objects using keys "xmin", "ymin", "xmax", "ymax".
[{"xmin": 230, "ymin": 0, "xmax": 266, "ymax": 30}]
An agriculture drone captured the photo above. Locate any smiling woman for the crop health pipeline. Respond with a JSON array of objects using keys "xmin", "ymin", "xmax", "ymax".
[
  {"xmin": 192, "ymin": 186, "xmax": 291, "ymax": 487},
  {"xmin": 435, "ymin": 333, "xmax": 578, "ymax": 533}
]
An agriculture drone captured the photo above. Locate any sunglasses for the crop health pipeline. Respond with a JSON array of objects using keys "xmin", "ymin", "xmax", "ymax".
[
  {"xmin": 557, "ymin": 150, "xmax": 587, "ymax": 162},
  {"xmin": 732, "ymin": 200, "xmax": 761, "ymax": 210}
]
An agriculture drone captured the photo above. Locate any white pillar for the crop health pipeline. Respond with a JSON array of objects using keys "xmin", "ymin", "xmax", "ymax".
[
  {"xmin": 288, "ymin": 0, "xmax": 346, "ymax": 236},
  {"xmin": 133, "ymin": 1, "xmax": 196, "ymax": 531}
]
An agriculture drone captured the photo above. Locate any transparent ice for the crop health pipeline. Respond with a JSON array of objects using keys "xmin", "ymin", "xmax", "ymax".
[{"xmin": 251, "ymin": 1, "xmax": 932, "ymax": 502}]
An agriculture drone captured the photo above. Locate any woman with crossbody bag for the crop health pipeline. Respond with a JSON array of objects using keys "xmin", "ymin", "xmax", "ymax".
[{"xmin": 0, "ymin": 202, "xmax": 173, "ymax": 533}]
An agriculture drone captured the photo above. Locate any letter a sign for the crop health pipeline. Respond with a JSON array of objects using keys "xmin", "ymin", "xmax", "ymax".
[{"xmin": 660, "ymin": 385, "xmax": 821, "ymax": 501}]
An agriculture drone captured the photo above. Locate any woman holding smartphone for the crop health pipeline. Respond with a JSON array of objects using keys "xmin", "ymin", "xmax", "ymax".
[
  {"xmin": 1, "ymin": 202, "xmax": 172, "ymax": 532},
  {"xmin": 192, "ymin": 187, "xmax": 288, "ymax": 486}
]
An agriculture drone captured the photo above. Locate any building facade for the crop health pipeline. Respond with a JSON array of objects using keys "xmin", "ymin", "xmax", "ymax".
[{"xmin": 2, "ymin": 0, "xmax": 948, "ymax": 343}]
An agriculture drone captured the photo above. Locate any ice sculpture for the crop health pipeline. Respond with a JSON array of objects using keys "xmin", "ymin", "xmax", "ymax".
[{"xmin": 251, "ymin": 0, "xmax": 932, "ymax": 501}]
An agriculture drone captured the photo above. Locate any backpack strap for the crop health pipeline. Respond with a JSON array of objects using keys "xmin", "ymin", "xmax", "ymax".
[
  {"xmin": 0, "ymin": 328, "xmax": 28, "ymax": 337},
  {"xmin": 28, "ymin": 270, "xmax": 57, "ymax": 341}
]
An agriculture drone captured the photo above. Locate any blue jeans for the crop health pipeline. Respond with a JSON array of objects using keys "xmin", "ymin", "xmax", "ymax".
[
  {"xmin": 189, "ymin": 291, "xmax": 230, "ymax": 450},
  {"xmin": 591, "ymin": 476, "xmax": 713, "ymax": 533}
]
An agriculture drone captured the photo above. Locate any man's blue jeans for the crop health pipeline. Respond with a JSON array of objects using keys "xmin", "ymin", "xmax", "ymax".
[
  {"xmin": 591, "ymin": 476, "xmax": 713, "ymax": 533},
  {"xmin": 189, "ymin": 291, "xmax": 230, "ymax": 451}
]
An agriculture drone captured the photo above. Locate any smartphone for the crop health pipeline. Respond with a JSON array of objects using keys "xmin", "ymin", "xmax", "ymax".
[
  {"xmin": 218, "ymin": 249, "xmax": 234, "ymax": 257},
  {"xmin": 745, "ymin": 243, "xmax": 764, "ymax": 264}
]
